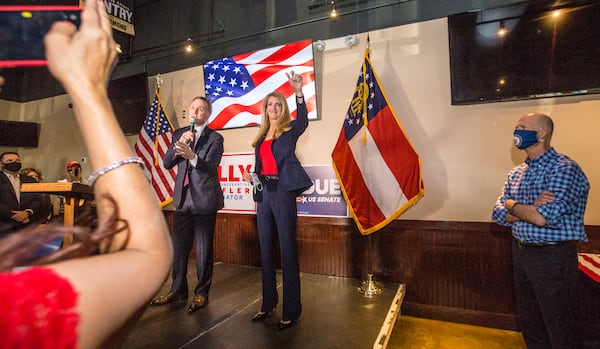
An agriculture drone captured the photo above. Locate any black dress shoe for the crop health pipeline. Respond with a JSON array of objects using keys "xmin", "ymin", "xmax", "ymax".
[
  {"xmin": 150, "ymin": 293, "xmax": 186, "ymax": 306},
  {"xmin": 251, "ymin": 310, "xmax": 274, "ymax": 322},
  {"xmin": 276, "ymin": 319, "xmax": 294, "ymax": 331},
  {"xmin": 187, "ymin": 295, "xmax": 208, "ymax": 314}
]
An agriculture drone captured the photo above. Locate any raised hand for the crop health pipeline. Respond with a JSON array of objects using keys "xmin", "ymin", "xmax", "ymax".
[{"xmin": 286, "ymin": 71, "xmax": 303, "ymax": 95}]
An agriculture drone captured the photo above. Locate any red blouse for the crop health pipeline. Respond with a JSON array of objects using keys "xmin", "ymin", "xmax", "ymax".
[
  {"xmin": 0, "ymin": 267, "xmax": 79, "ymax": 349},
  {"xmin": 259, "ymin": 139, "xmax": 278, "ymax": 175}
]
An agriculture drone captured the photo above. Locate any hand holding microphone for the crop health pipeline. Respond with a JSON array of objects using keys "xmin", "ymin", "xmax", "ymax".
[
  {"xmin": 187, "ymin": 113, "xmax": 196, "ymax": 144},
  {"xmin": 189, "ymin": 114, "xmax": 196, "ymax": 132},
  {"xmin": 174, "ymin": 137, "xmax": 194, "ymax": 159},
  {"xmin": 174, "ymin": 114, "xmax": 196, "ymax": 159}
]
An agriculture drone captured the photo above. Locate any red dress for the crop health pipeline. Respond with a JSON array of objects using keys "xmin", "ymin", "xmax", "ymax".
[{"xmin": 0, "ymin": 267, "xmax": 79, "ymax": 349}]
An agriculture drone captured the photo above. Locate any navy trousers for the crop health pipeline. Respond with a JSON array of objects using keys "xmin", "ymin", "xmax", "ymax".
[
  {"xmin": 256, "ymin": 181, "xmax": 301, "ymax": 321},
  {"xmin": 512, "ymin": 241, "xmax": 581, "ymax": 349},
  {"xmin": 169, "ymin": 209, "xmax": 217, "ymax": 298}
]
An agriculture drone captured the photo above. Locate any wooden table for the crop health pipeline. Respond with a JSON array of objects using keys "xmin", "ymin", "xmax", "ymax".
[{"xmin": 21, "ymin": 182, "xmax": 94, "ymax": 244}]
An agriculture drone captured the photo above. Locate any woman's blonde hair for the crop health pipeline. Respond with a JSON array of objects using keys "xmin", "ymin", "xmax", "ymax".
[
  {"xmin": 20, "ymin": 167, "xmax": 43, "ymax": 181},
  {"xmin": 251, "ymin": 92, "xmax": 292, "ymax": 148}
]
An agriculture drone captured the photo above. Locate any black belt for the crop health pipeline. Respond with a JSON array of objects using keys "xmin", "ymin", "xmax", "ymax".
[
  {"xmin": 261, "ymin": 175, "xmax": 279, "ymax": 181},
  {"xmin": 513, "ymin": 239, "xmax": 574, "ymax": 249}
]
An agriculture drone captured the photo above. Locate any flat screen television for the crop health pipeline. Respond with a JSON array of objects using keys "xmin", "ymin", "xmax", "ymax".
[
  {"xmin": 0, "ymin": 120, "xmax": 40, "ymax": 147},
  {"xmin": 108, "ymin": 73, "xmax": 149, "ymax": 135},
  {"xmin": 448, "ymin": 0, "xmax": 600, "ymax": 105}
]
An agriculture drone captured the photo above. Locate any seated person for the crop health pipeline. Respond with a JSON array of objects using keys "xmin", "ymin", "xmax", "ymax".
[
  {"xmin": 0, "ymin": 153, "xmax": 48, "ymax": 234},
  {"xmin": 20, "ymin": 167, "xmax": 54, "ymax": 223}
]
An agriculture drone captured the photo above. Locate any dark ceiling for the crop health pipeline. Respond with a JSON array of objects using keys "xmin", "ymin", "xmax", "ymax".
[{"xmin": 1, "ymin": 0, "xmax": 528, "ymax": 103}]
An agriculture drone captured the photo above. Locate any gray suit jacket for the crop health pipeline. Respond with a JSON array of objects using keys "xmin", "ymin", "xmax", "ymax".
[{"xmin": 164, "ymin": 126, "xmax": 224, "ymax": 214}]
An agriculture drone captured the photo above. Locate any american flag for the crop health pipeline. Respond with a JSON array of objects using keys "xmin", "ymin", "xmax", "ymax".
[
  {"xmin": 134, "ymin": 90, "xmax": 176, "ymax": 207},
  {"xmin": 332, "ymin": 45, "xmax": 424, "ymax": 235},
  {"xmin": 578, "ymin": 253, "xmax": 600, "ymax": 282},
  {"xmin": 203, "ymin": 39, "xmax": 317, "ymax": 129}
]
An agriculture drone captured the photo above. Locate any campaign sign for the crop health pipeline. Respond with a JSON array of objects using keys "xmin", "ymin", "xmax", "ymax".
[
  {"xmin": 297, "ymin": 165, "xmax": 348, "ymax": 218},
  {"xmin": 218, "ymin": 152, "xmax": 255, "ymax": 213},
  {"xmin": 217, "ymin": 155, "xmax": 348, "ymax": 217}
]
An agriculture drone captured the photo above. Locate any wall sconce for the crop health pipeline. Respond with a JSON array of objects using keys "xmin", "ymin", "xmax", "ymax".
[{"xmin": 184, "ymin": 38, "xmax": 193, "ymax": 53}]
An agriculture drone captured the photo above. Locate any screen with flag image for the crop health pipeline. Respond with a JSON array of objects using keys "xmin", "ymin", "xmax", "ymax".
[
  {"xmin": 203, "ymin": 39, "xmax": 317, "ymax": 130},
  {"xmin": 331, "ymin": 45, "xmax": 424, "ymax": 235}
]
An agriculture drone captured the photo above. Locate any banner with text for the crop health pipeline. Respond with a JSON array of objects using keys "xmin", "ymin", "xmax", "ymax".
[
  {"xmin": 296, "ymin": 165, "xmax": 348, "ymax": 218},
  {"xmin": 218, "ymin": 153, "xmax": 255, "ymax": 213},
  {"xmin": 217, "ymin": 154, "xmax": 348, "ymax": 218},
  {"xmin": 80, "ymin": 0, "xmax": 135, "ymax": 35}
]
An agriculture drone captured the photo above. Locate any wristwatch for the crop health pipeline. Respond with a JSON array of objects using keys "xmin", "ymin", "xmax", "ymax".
[{"xmin": 505, "ymin": 199, "xmax": 518, "ymax": 215}]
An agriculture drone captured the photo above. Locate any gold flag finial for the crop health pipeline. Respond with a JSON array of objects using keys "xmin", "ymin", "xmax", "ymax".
[{"xmin": 155, "ymin": 74, "xmax": 163, "ymax": 89}]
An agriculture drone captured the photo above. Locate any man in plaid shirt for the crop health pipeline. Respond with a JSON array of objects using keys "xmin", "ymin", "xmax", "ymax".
[{"xmin": 493, "ymin": 112, "xmax": 589, "ymax": 349}]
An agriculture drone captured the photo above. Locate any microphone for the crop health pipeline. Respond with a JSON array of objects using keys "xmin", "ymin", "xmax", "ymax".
[
  {"xmin": 189, "ymin": 115, "xmax": 196, "ymax": 132},
  {"xmin": 188, "ymin": 116, "xmax": 196, "ymax": 146}
]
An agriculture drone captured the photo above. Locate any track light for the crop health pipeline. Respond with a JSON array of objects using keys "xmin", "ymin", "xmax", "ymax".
[
  {"xmin": 344, "ymin": 35, "xmax": 357, "ymax": 47},
  {"xmin": 497, "ymin": 21, "xmax": 507, "ymax": 37},
  {"xmin": 184, "ymin": 38, "xmax": 193, "ymax": 53},
  {"xmin": 315, "ymin": 40, "xmax": 326, "ymax": 52},
  {"xmin": 329, "ymin": 0, "xmax": 337, "ymax": 18}
]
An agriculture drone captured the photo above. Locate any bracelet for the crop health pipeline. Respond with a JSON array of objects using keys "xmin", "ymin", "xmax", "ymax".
[{"xmin": 88, "ymin": 157, "xmax": 145, "ymax": 186}]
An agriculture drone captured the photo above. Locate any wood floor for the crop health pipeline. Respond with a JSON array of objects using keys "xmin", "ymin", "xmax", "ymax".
[{"xmin": 389, "ymin": 316, "xmax": 526, "ymax": 349}]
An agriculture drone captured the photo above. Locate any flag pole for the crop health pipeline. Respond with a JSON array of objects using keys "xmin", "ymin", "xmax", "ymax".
[
  {"xmin": 357, "ymin": 35, "xmax": 383, "ymax": 298},
  {"xmin": 152, "ymin": 74, "xmax": 163, "ymax": 166},
  {"xmin": 358, "ymin": 233, "xmax": 383, "ymax": 297}
]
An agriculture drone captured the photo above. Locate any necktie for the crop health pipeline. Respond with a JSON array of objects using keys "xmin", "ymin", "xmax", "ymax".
[
  {"xmin": 183, "ymin": 164, "xmax": 190, "ymax": 187},
  {"xmin": 183, "ymin": 129, "xmax": 196, "ymax": 187}
]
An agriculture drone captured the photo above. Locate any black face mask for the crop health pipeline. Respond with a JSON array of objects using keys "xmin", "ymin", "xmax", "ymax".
[{"xmin": 3, "ymin": 162, "xmax": 22, "ymax": 173}]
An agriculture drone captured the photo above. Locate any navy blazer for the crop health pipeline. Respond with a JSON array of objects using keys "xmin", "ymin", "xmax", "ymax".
[
  {"xmin": 164, "ymin": 125, "xmax": 225, "ymax": 214},
  {"xmin": 0, "ymin": 173, "xmax": 45, "ymax": 231},
  {"xmin": 254, "ymin": 98, "xmax": 312, "ymax": 194}
]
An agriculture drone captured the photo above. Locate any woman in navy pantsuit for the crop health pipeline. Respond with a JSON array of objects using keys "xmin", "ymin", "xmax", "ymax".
[{"xmin": 243, "ymin": 71, "xmax": 312, "ymax": 330}]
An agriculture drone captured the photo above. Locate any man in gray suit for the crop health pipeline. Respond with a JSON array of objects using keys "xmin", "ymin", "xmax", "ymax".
[{"xmin": 150, "ymin": 96, "xmax": 224, "ymax": 314}]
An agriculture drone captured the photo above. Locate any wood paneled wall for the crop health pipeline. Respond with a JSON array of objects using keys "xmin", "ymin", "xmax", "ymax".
[{"xmin": 165, "ymin": 211, "xmax": 600, "ymax": 341}]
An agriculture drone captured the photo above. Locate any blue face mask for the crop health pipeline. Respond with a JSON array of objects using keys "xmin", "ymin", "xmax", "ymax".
[{"xmin": 513, "ymin": 129, "xmax": 538, "ymax": 149}]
